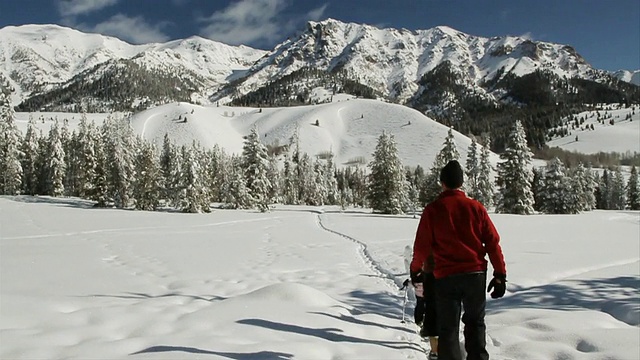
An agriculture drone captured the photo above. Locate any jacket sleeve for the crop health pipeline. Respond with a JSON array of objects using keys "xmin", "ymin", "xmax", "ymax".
[
  {"xmin": 482, "ymin": 208, "xmax": 507, "ymax": 276},
  {"xmin": 410, "ymin": 207, "xmax": 432, "ymax": 274}
]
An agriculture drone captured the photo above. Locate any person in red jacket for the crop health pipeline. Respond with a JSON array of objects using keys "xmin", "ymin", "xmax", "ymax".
[{"xmin": 411, "ymin": 160, "xmax": 506, "ymax": 360}]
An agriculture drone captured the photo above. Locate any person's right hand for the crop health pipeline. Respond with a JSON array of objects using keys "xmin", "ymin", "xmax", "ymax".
[
  {"xmin": 410, "ymin": 270, "xmax": 424, "ymax": 285},
  {"xmin": 487, "ymin": 274, "xmax": 507, "ymax": 299}
]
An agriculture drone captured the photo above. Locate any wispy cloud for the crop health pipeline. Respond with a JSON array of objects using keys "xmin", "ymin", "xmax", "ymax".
[
  {"xmin": 57, "ymin": 0, "xmax": 120, "ymax": 17},
  {"xmin": 77, "ymin": 14, "xmax": 171, "ymax": 44},
  {"xmin": 520, "ymin": 32, "xmax": 534, "ymax": 40},
  {"xmin": 198, "ymin": 0, "xmax": 328, "ymax": 47}
]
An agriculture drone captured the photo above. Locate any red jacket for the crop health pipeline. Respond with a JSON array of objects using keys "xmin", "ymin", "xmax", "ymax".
[{"xmin": 410, "ymin": 190, "xmax": 506, "ymax": 279}]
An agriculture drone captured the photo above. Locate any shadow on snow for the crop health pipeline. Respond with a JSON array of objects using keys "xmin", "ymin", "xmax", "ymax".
[
  {"xmin": 489, "ymin": 275, "xmax": 640, "ymax": 326},
  {"xmin": 130, "ymin": 346, "xmax": 293, "ymax": 359}
]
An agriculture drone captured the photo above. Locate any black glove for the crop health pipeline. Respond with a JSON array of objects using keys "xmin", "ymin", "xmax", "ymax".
[
  {"xmin": 410, "ymin": 270, "xmax": 424, "ymax": 285},
  {"xmin": 487, "ymin": 273, "xmax": 507, "ymax": 299}
]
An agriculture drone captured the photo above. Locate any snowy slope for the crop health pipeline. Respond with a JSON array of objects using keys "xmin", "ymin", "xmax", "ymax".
[
  {"xmin": 547, "ymin": 106, "xmax": 640, "ymax": 154},
  {"xmin": 14, "ymin": 97, "xmax": 488, "ymax": 170},
  {"xmin": 127, "ymin": 97, "xmax": 486, "ymax": 169}
]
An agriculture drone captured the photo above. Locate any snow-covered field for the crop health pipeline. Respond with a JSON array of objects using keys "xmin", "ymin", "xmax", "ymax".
[{"xmin": 1, "ymin": 196, "xmax": 638, "ymax": 359}]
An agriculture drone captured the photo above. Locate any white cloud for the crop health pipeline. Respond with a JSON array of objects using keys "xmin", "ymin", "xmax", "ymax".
[
  {"xmin": 520, "ymin": 32, "xmax": 534, "ymax": 40},
  {"xmin": 82, "ymin": 14, "xmax": 171, "ymax": 44},
  {"xmin": 57, "ymin": 0, "xmax": 120, "ymax": 17},
  {"xmin": 199, "ymin": 0, "xmax": 328, "ymax": 47},
  {"xmin": 307, "ymin": 4, "xmax": 328, "ymax": 21}
]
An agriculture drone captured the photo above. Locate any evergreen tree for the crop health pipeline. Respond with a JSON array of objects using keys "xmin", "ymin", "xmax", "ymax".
[
  {"xmin": 610, "ymin": 167, "xmax": 626, "ymax": 210},
  {"xmin": 420, "ymin": 127, "xmax": 460, "ymax": 205},
  {"xmin": 571, "ymin": 163, "xmax": 596, "ymax": 211},
  {"xmin": 540, "ymin": 157, "xmax": 579, "ymax": 214},
  {"xmin": 44, "ymin": 121, "xmax": 66, "ymax": 197},
  {"xmin": 476, "ymin": 136, "xmax": 495, "ymax": 208},
  {"xmin": 532, "ymin": 167, "xmax": 545, "ymax": 212},
  {"xmin": 133, "ymin": 140, "xmax": 161, "ymax": 211},
  {"xmin": 75, "ymin": 113, "xmax": 99, "ymax": 198},
  {"xmin": 177, "ymin": 143, "xmax": 210, "ymax": 213},
  {"xmin": 242, "ymin": 126, "xmax": 271, "ymax": 211},
  {"xmin": 0, "ymin": 91, "xmax": 23, "ymax": 195},
  {"xmin": 160, "ymin": 133, "xmax": 177, "ymax": 202},
  {"xmin": 20, "ymin": 115, "xmax": 40, "ymax": 195},
  {"xmin": 465, "ymin": 137, "xmax": 480, "ymax": 200},
  {"xmin": 324, "ymin": 153, "xmax": 339, "ymax": 205},
  {"xmin": 495, "ymin": 120, "xmax": 535, "ymax": 214},
  {"xmin": 595, "ymin": 170, "xmax": 612, "ymax": 209},
  {"xmin": 221, "ymin": 155, "xmax": 253, "ymax": 209},
  {"xmin": 627, "ymin": 165, "xmax": 640, "ymax": 210},
  {"xmin": 91, "ymin": 134, "xmax": 110, "ymax": 207},
  {"xmin": 367, "ymin": 131, "xmax": 407, "ymax": 214},
  {"xmin": 281, "ymin": 153, "xmax": 298, "ymax": 205},
  {"xmin": 102, "ymin": 115, "xmax": 136, "ymax": 208},
  {"xmin": 307, "ymin": 157, "xmax": 328, "ymax": 206}
]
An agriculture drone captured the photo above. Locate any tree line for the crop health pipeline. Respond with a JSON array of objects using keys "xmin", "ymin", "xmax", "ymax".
[{"xmin": 1, "ymin": 90, "xmax": 639, "ymax": 213}]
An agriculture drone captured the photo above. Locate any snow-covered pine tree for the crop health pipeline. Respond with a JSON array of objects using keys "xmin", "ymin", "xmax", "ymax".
[
  {"xmin": 133, "ymin": 139, "xmax": 161, "ymax": 211},
  {"xmin": 595, "ymin": 170, "xmax": 610, "ymax": 209},
  {"xmin": 91, "ymin": 134, "xmax": 110, "ymax": 207},
  {"xmin": 45, "ymin": 120, "xmax": 66, "ymax": 197},
  {"xmin": 540, "ymin": 157, "xmax": 579, "ymax": 214},
  {"xmin": 297, "ymin": 153, "xmax": 315, "ymax": 205},
  {"xmin": 221, "ymin": 155, "xmax": 253, "ymax": 209},
  {"xmin": 74, "ymin": 113, "xmax": 98, "ymax": 199},
  {"xmin": 59, "ymin": 118, "xmax": 74, "ymax": 195},
  {"xmin": 20, "ymin": 115, "xmax": 40, "ymax": 195},
  {"xmin": 308, "ymin": 157, "xmax": 328, "ymax": 206},
  {"xmin": 177, "ymin": 143, "xmax": 210, "ymax": 213},
  {"xmin": 0, "ymin": 91, "xmax": 23, "ymax": 195},
  {"xmin": 571, "ymin": 163, "xmax": 596, "ymax": 211},
  {"xmin": 610, "ymin": 167, "xmax": 626, "ymax": 210},
  {"xmin": 324, "ymin": 153, "xmax": 339, "ymax": 205},
  {"xmin": 495, "ymin": 120, "xmax": 535, "ymax": 214},
  {"xmin": 102, "ymin": 115, "xmax": 135, "ymax": 208},
  {"xmin": 532, "ymin": 167, "xmax": 545, "ymax": 212},
  {"xmin": 476, "ymin": 136, "xmax": 495, "ymax": 208},
  {"xmin": 367, "ymin": 131, "xmax": 407, "ymax": 214},
  {"xmin": 281, "ymin": 153, "xmax": 298, "ymax": 205},
  {"xmin": 420, "ymin": 127, "xmax": 460, "ymax": 205},
  {"xmin": 202, "ymin": 144, "xmax": 225, "ymax": 203},
  {"xmin": 267, "ymin": 155, "xmax": 281, "ymax": 205},
  {"xmin": 242, "ymin": 126, "xmax": 271, "ymax": 212},
  {"xmin": 627, "ymin": 165, "xmax": 640, "ymax": 210},
  {"xmin": 465, "ymin": 137, "xmax": 480, "ymax": 200}
]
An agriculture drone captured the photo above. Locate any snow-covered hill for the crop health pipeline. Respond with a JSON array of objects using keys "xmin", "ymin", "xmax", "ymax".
[
  {"xmin": 547, "ymin": 105, "xmax": 640, "ymax": 154},
  {"xmin": 15, "ymin": 95, "xmax": 494, "ymax": 170}
]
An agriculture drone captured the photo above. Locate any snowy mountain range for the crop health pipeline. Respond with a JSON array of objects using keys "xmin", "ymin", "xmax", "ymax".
[
  {"xmin": 0, "ymin": 24, "xmax": 266, "ymax": 106},
  {"xmin": 614, "ymin": 69, "xmax": 640, "ymax": 86},
  {"xmin": 1, "ymin": 19, "xmax": 638, "ymax": 113}
]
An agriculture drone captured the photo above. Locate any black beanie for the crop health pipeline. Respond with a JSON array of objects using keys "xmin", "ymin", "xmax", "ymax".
[{"xmin": 440, "ymin": 160, "xmax": 464, "ymax": 189}]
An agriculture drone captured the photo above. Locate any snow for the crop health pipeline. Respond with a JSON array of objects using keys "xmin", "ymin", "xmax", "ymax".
[{"xmin": 1, "ymin": 197, "xmax": 638, "ymax": 359}]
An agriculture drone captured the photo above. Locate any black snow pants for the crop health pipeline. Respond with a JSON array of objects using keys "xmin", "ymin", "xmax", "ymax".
[{"xmin": 435, "ymin": 272, "xmax": 489, "ymax": 360}]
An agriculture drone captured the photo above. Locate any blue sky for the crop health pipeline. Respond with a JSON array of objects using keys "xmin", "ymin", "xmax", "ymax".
[{"xmin": 1, "ymin": 0, "xmax": 638, "ymax": 71}]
